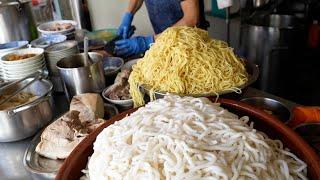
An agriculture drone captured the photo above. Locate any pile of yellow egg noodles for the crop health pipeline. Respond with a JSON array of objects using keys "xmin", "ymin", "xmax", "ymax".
[{"xmin": 129, "ymin": 26, "xmax": 248, "ymax": 107}]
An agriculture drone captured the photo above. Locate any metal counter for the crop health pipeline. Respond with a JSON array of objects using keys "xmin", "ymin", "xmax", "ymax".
[{"xmin": 0, "ymin": 88, "xmax": 298, "ymax": 180}]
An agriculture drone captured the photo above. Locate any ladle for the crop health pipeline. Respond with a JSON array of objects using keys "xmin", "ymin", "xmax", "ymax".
[{"xmin": 83, "ymin": 36, "xmax": 94, "ymax": 66}]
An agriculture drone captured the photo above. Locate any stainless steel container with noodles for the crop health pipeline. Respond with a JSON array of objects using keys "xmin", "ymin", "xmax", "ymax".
[{"xmin": 0, "ymin": 78, "xmax": 54, "ymax": 142}]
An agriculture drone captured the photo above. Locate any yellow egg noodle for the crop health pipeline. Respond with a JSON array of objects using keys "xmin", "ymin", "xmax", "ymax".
[
  {"xmin": 86, "ymin": 95, "xmax": 307, "ymax": 180},
  {"xmin": 129, "ymin": 26, "xmax": 249, "ymax": 107}
]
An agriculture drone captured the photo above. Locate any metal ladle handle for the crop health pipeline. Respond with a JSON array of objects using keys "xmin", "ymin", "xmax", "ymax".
[{"xmin": 83, "ymin": 36, "xmax": 93, "ymax": 66}]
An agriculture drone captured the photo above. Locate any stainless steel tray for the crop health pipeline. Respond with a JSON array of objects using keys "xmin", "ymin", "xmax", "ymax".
[
  {"xmin": 23, "ymin": 130, "xmax": 61, "ymax": 180},
  {"xmin": 141, "ymin": 60, "xmax": 259, "ymax": 99},
  {"xmin": 23, "ymin": 103, "xmax": 118, "ymax": 179}
]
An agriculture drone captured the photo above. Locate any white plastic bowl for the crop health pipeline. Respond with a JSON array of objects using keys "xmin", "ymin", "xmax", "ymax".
[
  {"xmin": 3, "ymin": 68, "xmax": 45, "ymax": 80},
  {"xmin": 3, "ymin": 59, "xmax": 44, "ymax": 70},
  {"xmin": 1, "ymin": 48, "xmax": 44, "ymax": 65},
  {"xmin": 4, "ymin": 63, "xmax": 45, "ymax": 75}
]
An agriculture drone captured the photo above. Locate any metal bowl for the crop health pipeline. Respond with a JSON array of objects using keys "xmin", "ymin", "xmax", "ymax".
[
  {"xmin": 103, "ymin": 103, "xmax": 119, "ymax": 119},
  {"xmin": 0, "ymin": 78, "xmax": 54, "ymax": 142},
  {"xmin": 102, "ymin": 57, "xmax": 124, "ymax": 85},
  {"xmin": 294, "ymin": 123, "xmax": 320, "ymax": 154},
  {"xmin": 141, "ymin": 60, "xmax": 259, "ymax": 99},
  {"xmin": 240, "ymin": 97, "xmax": 291, "ymax": 123},
  {"xmin": 102, "ymin": 86, "xmax": 133, "ymax": 109}
]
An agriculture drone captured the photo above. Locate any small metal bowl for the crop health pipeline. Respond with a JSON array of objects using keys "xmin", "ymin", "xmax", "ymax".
[
  {"xmin": 294, "ymin": 123, "xmax": 320, "ymax": 154},
  {"xmin": 102, "ymin": 57, "xmax": 124, "ymax": 85},
  {"xmin": 294, "ymin": 123, "xmax": 320, "ymax": 137},
  {"xmin": 103, "ymin": 103, "xmax": 119, "ymax": 119},
  {"xmin": 102, "ymin": 86, "xmax": 133, "ymax": 109},
  {"xmin": 240, "ymin": 97, "xmax": 291, "ymax": 123}
]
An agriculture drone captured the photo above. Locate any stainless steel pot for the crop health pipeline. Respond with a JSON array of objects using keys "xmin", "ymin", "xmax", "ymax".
[
  {"xmin": 56, "ymin": 52, "xmax": 106, "ymax": 100},
  {"xmin": 0, "ymin": 0, "xmax": 37, "ymax": 43},
  {"xmin": 240, "ymin": 14, "xmax": 303, "ymax": 94},
  {"xmin": 0, "ymin": 78, "xmax": 54, "ymax": 142}
]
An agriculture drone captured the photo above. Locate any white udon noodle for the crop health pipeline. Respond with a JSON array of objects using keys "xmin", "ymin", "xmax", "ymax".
[{"xmin": 87, "ymin": 95, "xmax": 307, "ymax": 180}]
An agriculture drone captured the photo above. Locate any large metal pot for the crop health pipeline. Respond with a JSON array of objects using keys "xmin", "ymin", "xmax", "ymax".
[
  {"xmin": 56, "ymin": 52, "xmax": 106, "ymax": 100},
  {"xmin": 0, "ymin": 79, "xmax": 54, "ymax": 142},
  {"xmin": 0, "ymin": 0, "xmax": 37, "ymax": 43},
  {"xmin": 240, "ymin": 14, "xmax": 304, "ymax": 94}
]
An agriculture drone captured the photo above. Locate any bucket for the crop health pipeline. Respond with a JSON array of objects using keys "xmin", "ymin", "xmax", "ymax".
[{"xmin": 56, "ymin": 52, "xmax": 106, "ymax": 100}]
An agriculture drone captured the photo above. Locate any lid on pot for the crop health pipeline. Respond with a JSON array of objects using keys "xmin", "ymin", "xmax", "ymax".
[{"xmin": 248, "ymin": 14, "xmax": 302, "ymax": 29}]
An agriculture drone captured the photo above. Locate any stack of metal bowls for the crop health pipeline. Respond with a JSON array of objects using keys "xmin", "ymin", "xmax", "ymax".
[
  {"xmin": 37, "ymin": 20, "xmax": 77, "ymax": 40},
  {"xmin": 0, "ymin": 41, "xmax": 29, "ymax": 79},
  {"xmin": 1, "ymin": 48, "xmax": 46, "ymax": 81},
  {"xmin": 45, "ymin": 41, "xmax": 79, "ymax": 92}
]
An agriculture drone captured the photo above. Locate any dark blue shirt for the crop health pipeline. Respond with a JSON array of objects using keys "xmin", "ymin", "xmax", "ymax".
[{"xmin": 144, "ymin": 0, "xmax": 209, "ymax": 34}]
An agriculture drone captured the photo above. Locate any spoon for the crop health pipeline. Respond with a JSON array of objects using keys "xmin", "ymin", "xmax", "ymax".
[{"xmin": 83, "ymin": 36, "xmax": 94, "ymax": 66}]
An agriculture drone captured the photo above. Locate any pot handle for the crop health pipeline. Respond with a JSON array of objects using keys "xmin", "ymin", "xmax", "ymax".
[
  {"xmin": 9, "ymin": 95, "xmax": 52, "ymax": 115},
  {"xmin": 14, "ymin": 0, "xmax": 22, "ymax": 11}
]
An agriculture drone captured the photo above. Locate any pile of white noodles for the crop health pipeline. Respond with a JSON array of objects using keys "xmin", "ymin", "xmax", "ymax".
[{"xmin": 87, "ymin": 95, "xmax": 307, "ymax": 180}]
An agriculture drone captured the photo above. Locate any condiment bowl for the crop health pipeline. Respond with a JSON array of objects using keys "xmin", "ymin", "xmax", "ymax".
[
  {"xmin": 240, "ymin": 97, "xmax": 291, "ymax": 123},
  {"xmin": 102, "ymin": 57, "xmax": 124, "ymax": 85},
  {"xmin": 102, "ymin": 86, "xmax": 133, "ymax": 109}
]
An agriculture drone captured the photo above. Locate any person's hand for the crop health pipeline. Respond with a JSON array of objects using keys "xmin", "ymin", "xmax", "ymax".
[
  {"xmin": 117, "ymin": 12, "xmax": 134, "ymax": 39},
  {"xmin": 115, "ymin": 36, "xmax": 154, "ymax": 57}
]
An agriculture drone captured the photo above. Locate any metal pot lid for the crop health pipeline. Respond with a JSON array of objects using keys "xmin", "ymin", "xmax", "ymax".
[{"xmin": 247, "ymin": 14, "xmax": 302, "ymax": 29}]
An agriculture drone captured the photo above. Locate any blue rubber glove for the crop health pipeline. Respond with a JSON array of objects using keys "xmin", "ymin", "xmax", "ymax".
[
  {"xmin": 117, "ymin": 12, "xmax": 134, "ymax": 39},
  {"xmin": 115, "ymin": 36, "xmax": 154, "ymax": 57}
]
